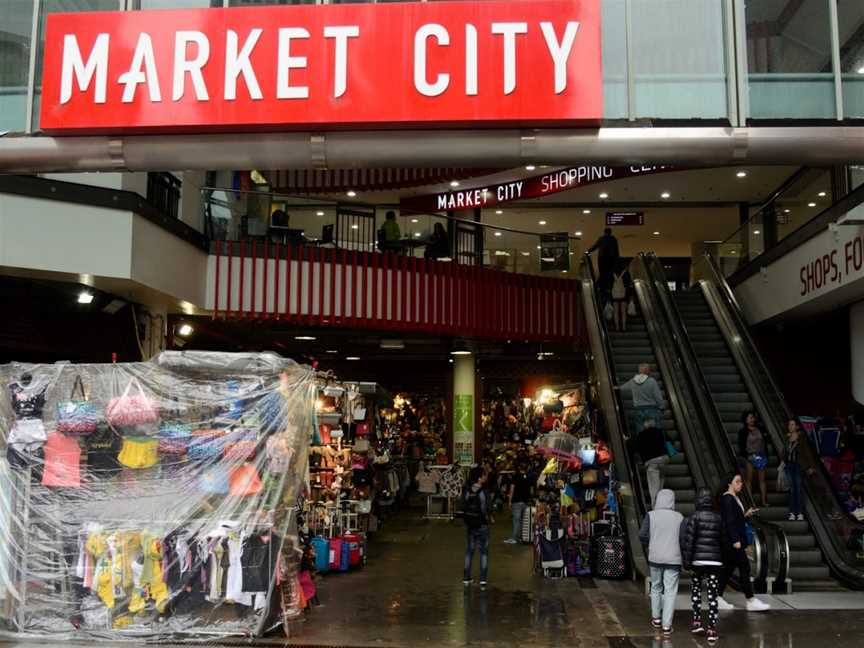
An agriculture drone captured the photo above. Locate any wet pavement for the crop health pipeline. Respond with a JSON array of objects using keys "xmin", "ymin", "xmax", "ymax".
[{"xmin": 287, "ymin": 504, "xmax": 864, "ymax": 647}]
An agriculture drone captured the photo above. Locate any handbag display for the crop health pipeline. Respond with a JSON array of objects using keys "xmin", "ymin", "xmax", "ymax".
[
  {"xmin": 157, "ymin": 423, "xmax": 193, "ymax": 455},
  {"xmin": 56, "ymin": 375, "xmax": 100, "ymax": 435},
  {"xmin": 118, "ymin": 436, "xmax": 159, "ymax": 469},
  {"xmin": 596, "ymin": 442, "xmax": 612, "ymax": 465},
  {"xmin": 107, "ymin": 378, "xmax": 159, "ymax": 427},
  {"xmin": 229, "ymin": 463, "xmax": 263, "ymax": 496},
  {"xmin": 583, "ymin": 469, "xmax": 599, "ymax": 486},
  {"xmin": 578, "ymin": 445, "xmax": 597, "ymax": 467}
]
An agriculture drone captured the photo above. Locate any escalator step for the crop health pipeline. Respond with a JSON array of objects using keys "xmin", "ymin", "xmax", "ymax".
[
  {"xmin": 787, "ymin": 535, "xmax": 818, "ymax": 549},
  {"xmin": 664, "ymin": 477, "xmax": 694, "ymax": 491},
  {"xmin": 789, "ymin": 550, "xmax": 825, "ymax": 566},
  {"xmin": 789, "ymin": 566, "xmax": 832, "ymax": 580}
]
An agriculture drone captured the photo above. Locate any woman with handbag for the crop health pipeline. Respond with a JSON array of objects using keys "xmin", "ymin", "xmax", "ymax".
[
  {"xmin": 737, "ymin": 411, "xmax": 768, "ymax": 507},
  {"xmin": 610, "ymin": 264, "xmax": 634, "ymax": 333},
  {"xmin": 784, "ymin": 419, "xmax": 805, "ymax": 522},
  {"xmin": 717, "ymin": 472, "xmax": 770, "ymax": 612}
]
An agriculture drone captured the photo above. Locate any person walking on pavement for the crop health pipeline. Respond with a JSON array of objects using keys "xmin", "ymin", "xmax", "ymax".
[
  {"xmin": 504, "ymin": 462, "xmax": 533, "ymax": 544},
  {"xmin": 639, "ymin": 489, "xmax": 683, "ymax": 637},
  {"xmin": 587, "ymin": 227, "xmax": 620, "ymax": 300},
  {"xmin": 619, "ymin": 363, "xmax": 664, "ymax": 435},
  {"xmin": 681, "ymin": 488, "xmax": 724, "ymax": 643},
  {"xmin": 717, "ymin": 472, "xmax": 771, "ymax": 612},
  {"xmin": 463, "ymin": 466, "xmax": 490, "ymax": 588},
  {"xmin": 636, "ymin": 416, "xmax": 669, "ymax": 507}
]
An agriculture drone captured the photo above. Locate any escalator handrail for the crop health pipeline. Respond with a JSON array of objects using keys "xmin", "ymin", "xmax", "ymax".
[
  {"xmin": 699, "ymin": 252, "xmax": 864, "ymax": 589},
  {"xmin": 579, "ymin": 256, "xmax": 651, "ymax": 581},
  {"xmin": 643, "ymin": 253, "xmax": 787, "ymax": 590}
]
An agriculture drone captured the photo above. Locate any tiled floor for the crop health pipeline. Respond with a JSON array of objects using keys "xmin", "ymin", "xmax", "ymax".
[{"xmin": 285, "ymin": 505, "xmax": 864, "ymax": 647}]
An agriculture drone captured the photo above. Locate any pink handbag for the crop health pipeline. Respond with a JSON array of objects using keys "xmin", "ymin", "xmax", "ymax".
[{"xmin": 106, "ymin": 378, "xmax": 159, "ymax": 426}]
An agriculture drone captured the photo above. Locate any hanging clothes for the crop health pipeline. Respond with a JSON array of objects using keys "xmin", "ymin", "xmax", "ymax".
[{"xmin": 225, "ymin": 534, "xmax": 252, "ymax": 606}]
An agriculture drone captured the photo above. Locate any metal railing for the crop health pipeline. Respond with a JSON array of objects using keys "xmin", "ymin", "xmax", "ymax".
[
  {"xmin": 146, "ymin": 171, "xmax": 182, "ymax": 220},
  {"xmin": 643, "ymin": 253, "xmax": 786, "ymax": 591}
]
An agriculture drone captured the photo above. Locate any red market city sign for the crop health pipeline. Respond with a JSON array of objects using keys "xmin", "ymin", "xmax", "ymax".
[
  {"xmin": 40, "ymin": 0, "xmax": 601, "ymax": 135},
  {"xmin": 401, "ymin": 165, "xmax": 677, "ymax": 213}
]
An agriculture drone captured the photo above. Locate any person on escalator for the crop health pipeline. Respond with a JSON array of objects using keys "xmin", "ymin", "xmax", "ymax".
[
  {"xmin": 737, "ymin": 411, "xmax": 769, "ymax": 508},
  {"xmin": 718, "ymin": 472, "xmax": 771, "ymax": 612},
  {"xmin": 610, "ymin": 264, "xmax": 634, "ymax": 332},
  {"xmin": 639, "ymin": 489, "xmax": 683, "ymax": 636},
  {"xmin": 587, "ymin": 228, "xmax": 620, "ymax": 299},
  {"xmin": 636, "ymin": 417, "xmax": 669, "ymax": 508},
  {"xmin": 784, "ymin": 419, "xmax": 805, "ymax": 522},
  {"xmin": 681, "ymin": 488, "xmax": 723, "ymax": 642},
  {"xmin": 619, "ymin": 363, "xmax": 664, "ymax": 435}
]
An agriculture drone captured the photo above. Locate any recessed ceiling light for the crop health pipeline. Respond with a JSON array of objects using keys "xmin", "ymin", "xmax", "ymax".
[
  {"xmin": 351, "ymin": 224, "xmax": 359, "ymax": 229},
  {"xmin": 653, "ymin": 231, "xmax": 660, "ymax": 236},
  {"xmin": 414, "ymin": 232, "xmax": 421, "ymax": 237},
  {"xmin": 783, "ymin": 208, "xmax": 791, "ymax": 213},
  {"xmin": 521, "ymin": 252, "xmax": 530, "ymax": 256},
  {"xmin": 325, "ymin": 349, "xmax": 339, "ymax": 354},
  {"xmin": 562, "ymin": 270, "xmax": 568, "ymax": 274},
  {"xmin": 808, "ymin": 202, "xmax": 817, "ymax": 207},
  {"xmin": 753, "ymin": 230, "xmax": 761, "ymax": 235},
  {"xmin": 858, "ymin": 66, "xmax": 864, "ymax": 75},
  {"xmin": 495, "ymin": 210, "xmax": 503, "ymax": 215},
  {"xmin": 575, "ymin": 231, "xmax": 583, "ymax": 236},
  {"xmin": 818, "ymin": 191, "xmax": 827, "ymax": 197},
  {"xmin": 178, "ymin": 323, "xmax": 193, "ymax": 336},
  {"xmin": 316, "ymin": 211, "xmax": 325, "ymax": 216},
  {"xmin": 736, "ymin": 171, "xmax": 747, "ymax": 178},
  {"xmin": 77, "ymin": 291, "xmax": 94, "ymax": 305},
  {"xmin": 536, "ymin": 245, "xmax": 541, "ymax": 249},
  {"xmin": 346, "ymin": 356, "xmax": 361, "ymax": 361},
  {"xmin": 538, "ymin": 220, "xmax": 547, "ymax": 225},
  {"xmin": 494, "ymin": 231, "xmax": 502, "ymax": 237},
  {"xmin": 346, "ymin": 190, "xmax": 356, "ymax": 197},
  {"xmin": 599, "ymin": 192, "xmax": 609, "ymax": 199},
  {"xmin": 410, "ymin": 218, "xmax": 419, "ymax": 223},
  {"xmin": 295, "ymin": 335, "xmax": 316, "ymax": 341},
  {"xmin": 449, "ymin": 358, "xmax": 454, "ymax": 364},
  {"xmin": 582, "ymin": 209, "xmax": 591, "ymax": 214},
  {"xmin": 450, "ymin": 180, "xmax": 460, "ymax": 187},
  {"xmin": 525, "ymin": 165, "xmax": 536, "ymax": 171},
  {"xmin": 731, "ymin": 250, "xmax": 737, "ymax": 255},
  {"xmin": 661, "ymin": 192, "xmax": 671, "ymax": 199}
]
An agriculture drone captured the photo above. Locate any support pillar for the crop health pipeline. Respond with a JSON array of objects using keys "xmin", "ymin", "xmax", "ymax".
[
  {"xmin": 851, "ymin": 303, "xmax": 864, "ymax": 405},
  {"xmin": 452, "ymin": 353, "xmax": 476, "ymax": 465}
]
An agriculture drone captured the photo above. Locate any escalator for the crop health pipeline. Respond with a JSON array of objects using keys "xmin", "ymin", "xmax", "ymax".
[{"xmin": 669, "ymin": 253, "xmax": 864, "ymax": 591}]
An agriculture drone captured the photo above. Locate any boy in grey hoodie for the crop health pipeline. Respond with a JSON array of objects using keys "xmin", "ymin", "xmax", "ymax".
[
  {"xmin": 639, "ymin": 489, "xmax": 683, "ymax": 635},
  {"xmin": 620, "ymin": 364, "xmax": 665, "ymax": 435}
]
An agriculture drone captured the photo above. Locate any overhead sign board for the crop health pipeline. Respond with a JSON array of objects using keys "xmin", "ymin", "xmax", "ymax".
[
  {"xmin": 40, "ymin": 0, "xmax": 602, "ymax": 134},
  {"xmin": 401, "ymin": 165, "xmax": 675, "ymax": 212},
  {"xmin": 606, "ymin": 211, "xmax": 644, "ymax": 226}
]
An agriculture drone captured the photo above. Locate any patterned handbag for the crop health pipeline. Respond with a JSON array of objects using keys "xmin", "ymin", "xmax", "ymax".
[
  {"xmin": 107, "ymin": 378, "xmax": 159, "ymax": 426},
  {"xmin": 56, "ymin": 375, "xmax": 100, "ymax": 435}
]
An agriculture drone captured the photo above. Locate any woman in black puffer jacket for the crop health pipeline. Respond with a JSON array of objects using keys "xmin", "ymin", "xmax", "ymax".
[{"xmin": 680, "ymin": 488, "xmax": 723, "ymax": 642}]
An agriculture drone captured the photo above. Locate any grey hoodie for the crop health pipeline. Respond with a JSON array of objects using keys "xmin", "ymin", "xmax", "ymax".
[
  {"xmin": 639, "ymin": 489, "xmax": 683, "ymax": 567},
  {"xmin": 622, "ymin": 373, "xmax": 664, "ymax": 409}
]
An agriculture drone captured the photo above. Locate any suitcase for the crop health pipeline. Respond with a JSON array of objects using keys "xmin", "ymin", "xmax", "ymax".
[
  {"xmin": 329, "ymin": 537, "xmax": 343, "ymax": 571},
  {"xmin": 590, "ymin": 526, "xmax": 627, "ymax": 579},
  {"xmin": 521, "ymin": 505, "xmax": 536, "ymax": 544},
  {"xmin": 343, "ymin": 533, "xmax": 363, "ymax": 567},
  {"xmin": 339, "ymin": 539, "xmax": 351, "ymax": 572},
  {"xmin": 312, "ymin": 537, "xmax": 330, "ymax": 573}
]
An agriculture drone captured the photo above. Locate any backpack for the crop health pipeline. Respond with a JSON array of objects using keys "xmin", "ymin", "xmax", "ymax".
[
  {"xmin": 463, "ymin": 490, "xmax": 486, "ymax": 529},
  {"xmin": 612, "ymin": 273, "xmax": 626, "ymax": 299}
]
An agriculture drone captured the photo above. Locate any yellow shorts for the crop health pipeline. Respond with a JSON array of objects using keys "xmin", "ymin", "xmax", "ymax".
[{"xmin": 118, "ymin": 437, "xmax": 158, "ymax": 469}]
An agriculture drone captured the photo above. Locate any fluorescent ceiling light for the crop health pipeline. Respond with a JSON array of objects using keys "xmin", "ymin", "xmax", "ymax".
[
  {"xmin": 380, "ymin": 339, "xmax": 405, "ymax": 350},
  {"xmin": 326, "ymin": 349, "xmax": 339, "ymax": 354},
  {"xmin": 494, "ymin": 250, "xmax": 510, "ymax": 257},
  {"xmin": 736, "ymin": 171, "xmax": 747, "ymax": 178},
  {"xmin": 525, "ymin": 165, "xmax": 536, "ymax": 171},
  {"xmin": 451, "ymin": 350, "xmax": 472, "ymax": 356},
  {"xmin": 295, "ymin": 335, "xmax": 316, "ymax": 341},
  {"xmin": 346, "ymin": 190, "xmax": 356, "ymax": 197},
  {"xmin": 78, "ymin": 291, "xmax": 94, "ymax": 304},
  {"xmin": 346, "ymin": 356, "xmax": 361, "ymax": 361},
  {"xmin": 178, "ymin": 323, "xmax": 193, "ymax": 337},
  {"xmin": 703, "ymin": 240, "xmax": 723, "ymax": 244}
]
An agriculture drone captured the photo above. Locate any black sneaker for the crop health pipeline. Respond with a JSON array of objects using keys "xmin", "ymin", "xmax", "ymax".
[
  {"xmin": 691, "ymin": 621, "xmax": 704, "ymax": 634},
  {"xmin": 707, "ymin": 629, "xmax": 719, "ymax": 643}
]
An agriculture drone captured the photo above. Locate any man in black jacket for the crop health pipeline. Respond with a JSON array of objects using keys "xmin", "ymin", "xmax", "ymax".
[
  {"xmin": 681, "ymin": 488, "xmax": 723, "ymax": 641},
  {"xmin": 587, "ymin": 228, "xmax": 620, "ymax": 299}
]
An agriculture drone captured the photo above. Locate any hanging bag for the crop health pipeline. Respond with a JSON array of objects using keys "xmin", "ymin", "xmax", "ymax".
[
  {"xmin": 56, "ymin": 375, "xmax": 100, "ymax": 435},
  {"xmin": 627, "ymin": 300, "xmax": 637, "ymax": 317},
  {"xmin": 777, "ymin": 461, "xmax": 789, "ymax": 492},
  {"xmin": 107, "ymin": 378, "xmax": 159, "ymax": 427}
]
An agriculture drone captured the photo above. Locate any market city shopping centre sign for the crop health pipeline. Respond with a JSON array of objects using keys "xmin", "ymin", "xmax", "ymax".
[
  {"xmin": 39, "ymin": 0, "xmax": 601, "ymax": 135},
  {"xmin": 400, "ymin": 165, "xmax": 676, "ymax": 212}
]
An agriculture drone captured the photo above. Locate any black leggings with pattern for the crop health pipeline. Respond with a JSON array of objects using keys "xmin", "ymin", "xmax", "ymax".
[{"xmin": 691, "ymin": 566, "xmax": 721, "ymax": 629}]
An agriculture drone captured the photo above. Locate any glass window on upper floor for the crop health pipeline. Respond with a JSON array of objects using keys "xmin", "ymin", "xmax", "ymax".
[
  {"xmin": 746, "ymin": 0, "xmax": 836, "ymax": 119},
  {"xmin": 32, "ymin": 0, "xmax": 122, "ymax": 132},
  {"xmin": 0, "ymin": 1, "xmax": 35, "ymax": 134},
  {"xmin": 631, "ymin": 0, "xmax": 729, "ymax": 120},
  {"xmin": 837, "ymin": 0, "xmax": 864, "ymax": 118},
  {"xmin": 602, "ymin": 0, "xmax": 627, "ymax": 119}
]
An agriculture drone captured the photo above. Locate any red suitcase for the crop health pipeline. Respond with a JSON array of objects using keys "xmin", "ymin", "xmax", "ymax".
[
  {"xmin": 343, "ymin": 533, "xmax": 363, "ymax": 567},
  {"xmin": 329, "ymin": 537, "xmax": 343, "ymax": 571}
]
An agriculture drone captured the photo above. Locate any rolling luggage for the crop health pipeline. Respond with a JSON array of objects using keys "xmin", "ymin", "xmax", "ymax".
[
  {"xmin": 343, "ymin": 533, "xmax": 363, "ymax": 567},
  {"xmin": 521, "ymin": 505, "xmax": 536, "ymax": 544},
  {"xmin": 312, "ymin": 537, "xmax": 330, "ymax": 573},
  {"xmin": 339, "ymin": 538, "xmax": 351, "ymax": 572},
  {"xmin": 590, "ymin": 523, "xmax": 627, "ymax": 579},
  {"xmin": 329, "ymin": 537, "xmax": 343, "ymax": 571}
]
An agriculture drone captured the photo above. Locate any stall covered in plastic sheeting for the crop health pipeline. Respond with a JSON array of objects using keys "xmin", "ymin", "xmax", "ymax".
[{"xmin": 0, "ymin": 351, "xmax": 316, "ymax": 639}]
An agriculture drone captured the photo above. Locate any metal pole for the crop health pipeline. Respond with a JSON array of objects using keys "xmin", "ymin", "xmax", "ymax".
[
  {"xmin": 723, "ymin": 0, "xmax": 739, "ymax": 127},
  {"xmin": 828, "ymin": 0, "xmax": 844, "ymax": 121},
  {"xmin": 24, "ymin": 0, "xmax": 41, "ymax": 134},
  {"xmin": 624, "ymin": 0, "xmax": 636, "ymax": 121},
  {"xmin": 733, "ymin": 0, "xmax": 750, "ymax": 123}
]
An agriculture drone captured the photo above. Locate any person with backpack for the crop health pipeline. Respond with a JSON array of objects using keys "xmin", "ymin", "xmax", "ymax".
[
  {"xmin": 610, "ymin": 264, "xmax": 634, "ymax": 332},
  {"xmin": 639, "ymin": 489, "xmax": 683, "ymax": 636},
  {"xmin": 463, "ymin": 466, "xmax": 490, "ymax": 588},
  {"xmin": 681, "ymin": 488, "xmax": 724, "ymax": 643},
  {"xmin": 718, "ymin": 472, "xmax": 771, "ymax": 612}
]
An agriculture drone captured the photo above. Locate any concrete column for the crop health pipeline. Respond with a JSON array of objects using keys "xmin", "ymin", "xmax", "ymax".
[
  {"xmin": 851, "ymin": 302, "xmax": 864, "ymax": 405},
  {"xmin": 452, "ymin": 353, "xmax": 476, "ymax": 465}
]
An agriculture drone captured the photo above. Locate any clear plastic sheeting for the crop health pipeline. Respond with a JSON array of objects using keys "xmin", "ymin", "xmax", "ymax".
[{"xmin": 0, "ymin": 351, "xmax": 316, "ymax": 640}]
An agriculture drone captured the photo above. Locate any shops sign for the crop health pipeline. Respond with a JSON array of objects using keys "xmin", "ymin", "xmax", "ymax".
[{"xmin": 40, "ymin": 0, "xmax": 601, "ymax": 134}]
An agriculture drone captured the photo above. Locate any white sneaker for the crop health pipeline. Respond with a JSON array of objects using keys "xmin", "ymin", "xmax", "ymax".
[
  {"xmin": 788, "ymin": 513, "xmax": 796, "ymax": 521},
  {"xmin": 746, "ymin": 598, "xmax": 771, "ymax": 612},
  {"xmin": 717, "ymin": 597, "xmax": 734, "ymax": 610},
  {"xmin": 797, "ymin": 514, "xmax": 805, "ymax": 521},
  {"xmin": 503, "ymin": 538, "xmax": 519, "ymax": 545}
]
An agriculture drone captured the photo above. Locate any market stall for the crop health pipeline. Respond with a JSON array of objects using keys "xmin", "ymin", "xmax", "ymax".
[{"xmin": 0, "ymin": 351, "xmax": 315, "ymax": 640}]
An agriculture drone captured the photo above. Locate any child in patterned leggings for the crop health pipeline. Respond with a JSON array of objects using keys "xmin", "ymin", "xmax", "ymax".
[{"xmin": 690, "ymin": 567, "xmax": 720, "ymax": 642}]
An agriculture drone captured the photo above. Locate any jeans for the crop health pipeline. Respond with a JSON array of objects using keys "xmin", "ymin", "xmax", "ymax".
[
  {"xmin": 649, "ymin": 566, "xmax": 680, "ymax": 629},
  {"xmin": 633, "ymin": 406, "xmax": 662, "ymax": 436},
  {"xmin": 465, "ymin": 526, "xmax": 489, "ymax": 582},
  {"xmin": 644, "ymin": 455, "xmax": 669, "ymax": 508},
  {"xmin": 511, "ymin": 502, "xmax": 527, "ymax": 542},
  {"xmin": 691, "ymin": 567, "xmax": 721, "ymax": 630},
  {"xmin": 719, "ymin": 547, "xmax": 754, "ymax": 599},
  {"xmin": 786, "ymin": 462, "xmax": 803, "ymax": 516}
]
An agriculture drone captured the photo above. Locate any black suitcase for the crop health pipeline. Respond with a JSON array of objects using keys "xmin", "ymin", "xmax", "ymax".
[{"xmin": 590, "ymin": 527, "xmax": 627, "ymax": 579}]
